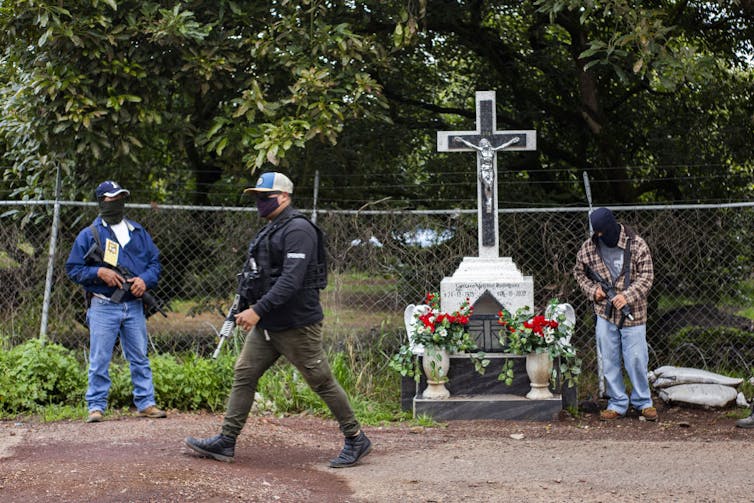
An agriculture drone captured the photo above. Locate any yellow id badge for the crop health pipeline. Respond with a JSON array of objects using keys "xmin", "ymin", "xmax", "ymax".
[{"xmin": 103, "ymin": 238, "xmax": 120, "ymax": 267}]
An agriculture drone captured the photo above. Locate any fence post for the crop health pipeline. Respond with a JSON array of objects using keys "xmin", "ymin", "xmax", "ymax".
[
  {"xmin": 40, "ymin": 163, "xmax": 62, "ymax": 342},
  {"xmin": 311, "ymin": 169, "xmax": 320, "ymax": 224}
]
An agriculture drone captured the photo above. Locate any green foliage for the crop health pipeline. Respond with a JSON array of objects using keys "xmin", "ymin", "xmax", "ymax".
[
  {"xmin": 256, "ymin": 362, "xmax": 325, "ymax": 415},
  {"xmin": 37, "ymin": 404, "xmax": 87, "ymax": 423},
  {"xmin": 0, "ymin": 327, "xmax": 411, "ymax": 425},
  {"xmin": 107, "ymin": 352, "xmax": 236, "ymax": 411},
  {"xmin": 0, "ymin": 339, "xmax": 85, "ymax": 414},
  {"xmin": 153, "ymin": 353, "xmax": 235, "ymax": 411},
  {"xmin": 412, "ymin": 414, "xmax": 442, "ymax": 428},
  {"xmin": 389, "ymin": 345, "xmax": 422, "ymax": 382},
  {"xmin": 0, "ymin": 0, "xmax": 390, "ymax": 204},
  {"xmin": 497, "ymin": 362, "xmax": 515, "ymax": 386},
  {"xmin": 667, "ymin": 326, "xmax": 754, "ymax": 372},
  {"xmin": 247, "ymin": 339, "xmax": 403, "ymax": 423},
  {"xmin": 2, "ymin": 1, "xmax": 754, "ymax": 207}
]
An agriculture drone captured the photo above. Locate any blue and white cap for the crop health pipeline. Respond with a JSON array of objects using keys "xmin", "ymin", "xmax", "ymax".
[
  {"xmin": 95, "ymin": 180, "xmax": 130, "ymax": 199},
  {"xmin": 244, "ymin": 172, "xmax": 294, "ymax": 194}
]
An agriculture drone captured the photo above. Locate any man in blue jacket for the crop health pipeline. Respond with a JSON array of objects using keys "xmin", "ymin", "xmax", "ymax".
[
  {"xmin": 185, "ymin": 172, "xmax": 371, "ymax": 468},
  {"xmin": 66, "ymin": 180, "xmax": 166, "ymax": 423}
]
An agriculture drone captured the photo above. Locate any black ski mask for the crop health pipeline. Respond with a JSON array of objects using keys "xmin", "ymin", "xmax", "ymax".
[
  {"xmin": 99, "ymin": 198, "xmax": 126, "ymax": 224},
  {"xmin": 590, "ymin": 207, "xmax": 620, "ymax": 247}
]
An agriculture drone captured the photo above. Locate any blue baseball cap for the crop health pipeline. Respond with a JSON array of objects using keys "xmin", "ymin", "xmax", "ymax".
[
  {"xmin": 95, "ymin": 180, "xmax": 130, "ymax": 199},
  {"xmin": 243, "ymin": 172, "xmax": 294, "ymax": 194}
]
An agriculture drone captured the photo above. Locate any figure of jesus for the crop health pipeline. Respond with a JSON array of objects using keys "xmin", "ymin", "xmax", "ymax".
[{"xmin": 453, "ymin": 136, "xmax": 520, "ymax": 214}]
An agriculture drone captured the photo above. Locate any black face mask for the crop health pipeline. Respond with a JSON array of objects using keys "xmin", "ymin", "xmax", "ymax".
[
  {"xmin": 256, "ymin": 194, "xmax": 280, "ymax": 217},
  {"xmin": 590, "ymin": 207, "xmax": 620, "ymax": 247},
  {"xmin": 99, "ymin": 198, "xmax": 125, "ymax": 224}
]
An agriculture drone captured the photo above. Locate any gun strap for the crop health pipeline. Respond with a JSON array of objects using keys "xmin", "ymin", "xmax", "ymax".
[
  {"xmin": 592, "ymin": 228, "xmax": 633, "ymax": 327},
  {"xmin": 595, "ymin": 228, "xmax": 632, "ymax": 290},
  {"xmin": 89, "ymin": 223, "xmax": 102, "ymax": 250},
  {"xmin": 622, "ymin": 235, "xmax": 632, "ymax": 290}
]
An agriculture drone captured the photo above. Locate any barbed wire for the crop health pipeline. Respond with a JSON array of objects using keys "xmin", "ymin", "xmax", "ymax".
[{"xmin": 2, "ymin": 164, "xmax": 752, "ymax": 205}]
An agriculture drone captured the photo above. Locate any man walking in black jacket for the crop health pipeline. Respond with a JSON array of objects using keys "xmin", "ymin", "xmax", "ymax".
[{"xmin": 185, "ymin": 172, "xmax": 371, "ymax": 468}]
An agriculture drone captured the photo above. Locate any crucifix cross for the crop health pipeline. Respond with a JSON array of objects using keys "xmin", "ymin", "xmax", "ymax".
[{"xmin": 437, "ymin": 91, "xmax": 537, "ymax": 258}]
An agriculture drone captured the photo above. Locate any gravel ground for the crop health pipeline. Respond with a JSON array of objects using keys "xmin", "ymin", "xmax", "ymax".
[{"xmin": 1, "ymin": 405, "xmax": 753, "ymax": 502}]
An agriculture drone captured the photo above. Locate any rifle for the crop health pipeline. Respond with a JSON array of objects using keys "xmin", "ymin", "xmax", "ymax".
[
  {"xmin": 584, "ymin": 264, "xmax": 634, "ymax": 329},
  {"xmin": 211, "ymin": 259, "xmax": 260, "ymax": 359},
  {"xmin": 212, "ymin": 290, "xmax": 245, "ymax": 359},
  {"xmin": 583, "ymin": 171, "xmax": 606, "ymax": 398},
  {"xmin": 83, "ymin": 243, "xmax": 167, "ymax": 318}
]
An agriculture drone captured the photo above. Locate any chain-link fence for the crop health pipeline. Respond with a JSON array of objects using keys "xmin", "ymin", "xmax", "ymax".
[{"xmin": 2, "ymin": 201, "xmax": 754, "ymax": 384}]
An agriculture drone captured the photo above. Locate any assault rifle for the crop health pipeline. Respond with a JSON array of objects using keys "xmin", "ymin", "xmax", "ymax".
[
  {"xmin": 211, "ymin": 259, "xmax": 260, "ymax": 358},
  {"xmin": 212, "ymin": 289, "xmax": 246, "ymax": 359},
  {"xmin": 584, "ymin": 264, "xmax": 633, "ymax": 329},
  {"xmin": 83, "ymin": 243, "xmax": 167, "ymax": 318}
]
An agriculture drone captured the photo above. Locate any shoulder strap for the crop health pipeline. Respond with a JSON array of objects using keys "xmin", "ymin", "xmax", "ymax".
[
  {"xmin": 595, "ymin": 226, "xmax": 633, "ymax": 289},
  {"xmin": 89, "ymin": 222, "xmax": 102, "ymax": 249},
  {"xmin": 622, "ymin": 235, "xmax": 632, "ymax": 290}
]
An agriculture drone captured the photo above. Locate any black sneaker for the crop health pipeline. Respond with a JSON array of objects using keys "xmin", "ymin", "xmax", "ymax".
[
  {"xmin": 329, "ymin": 431, "xmax": 372, "ymax": 468},
  {"xmin": 185, "ymin": 434, "xmax": 236, "ymax": 462}
]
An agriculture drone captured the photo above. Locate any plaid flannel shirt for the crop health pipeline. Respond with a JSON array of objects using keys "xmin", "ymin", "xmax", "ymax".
[{"xmin": 573, "ymin": 225, "xmax": 654, "ymax": 326}]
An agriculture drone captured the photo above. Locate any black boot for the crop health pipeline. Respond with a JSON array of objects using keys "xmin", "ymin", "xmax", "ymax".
[
  {"xmin": 185, "ymin": 434, "xmax": 236, "ymax": 462},
  {"xmin": 329, "ymin": 431, "xmax": 372, "ymax": 468}
]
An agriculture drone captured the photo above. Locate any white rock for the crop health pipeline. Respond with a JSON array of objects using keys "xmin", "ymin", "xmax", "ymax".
[
  {"xmin": 650, "ymin": 366, "xmax": 743, "ymax": 388},
  {"xmin": 658, "ymin": 383, "xmax": 738, "ymax": 408}
]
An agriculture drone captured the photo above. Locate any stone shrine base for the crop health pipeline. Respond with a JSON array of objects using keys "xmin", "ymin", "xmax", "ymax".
[
  {"xmin": 401, "ymin": 354, "xmax": 575, "ymax": 421},
  {"xmin": 414, "ymin": 393, "xmax": 562, "ymax": 421}
]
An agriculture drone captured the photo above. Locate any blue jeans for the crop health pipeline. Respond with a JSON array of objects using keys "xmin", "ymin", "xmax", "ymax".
[
  {"xmin": 596, "ymin": 316, "xmax": 653, "ymax": 415},
  {"xmin": 86, "ymin": 297, "xmax": 157, "ymax": 413}
]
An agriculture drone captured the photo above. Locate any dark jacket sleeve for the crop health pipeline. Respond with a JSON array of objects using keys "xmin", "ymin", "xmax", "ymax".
[
  {"xmin": 128, "ymin": 226, "xmax": 161, "ymax": 289},
  {"xmin": 65, "ymin": 227, "xmax": 101, "ymax": 286}
]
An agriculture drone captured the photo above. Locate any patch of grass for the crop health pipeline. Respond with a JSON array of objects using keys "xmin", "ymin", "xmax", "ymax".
[
  {"xmin": 0, "ymin": 250, "xmax": 21, "ymax": 269},
  {"xmin": 719, "ymin": 279, "xmax": 754, "ymax": 319},
  {"xmin": 412, "ymin": 414, "xmax": 442, "ymax": 428},
  {"xmin": 325, "ymin": 271, "xmax": 399, "ymax": 296},
  {"xmin": 36, "ymin": 404, "xmax": 86, "ymax": 422},
  {"xmin": 323, "ymin": 308, "xmax": 402, "ymax": 336},
  {"xmin": 655, "ymin": 294, "xmax": 702, "ymax": 312},
  {"xmin": 725, "ymin": 408, "xmax": 751, "ymax": 420},
  {"xmin": 656, "ymin": 283, "xmax": 754, "ymax": 321},
  {"xmin": 737, "ymin": 305, "xmax": 754, "ymax": 320}
]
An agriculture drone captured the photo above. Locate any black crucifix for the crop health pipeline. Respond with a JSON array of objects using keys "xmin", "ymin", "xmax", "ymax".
[{"xmin": 437, "ymin": 91, "xmax": 536, "ymax": 258}]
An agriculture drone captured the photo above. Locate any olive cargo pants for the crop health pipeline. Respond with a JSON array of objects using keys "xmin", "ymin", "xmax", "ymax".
[{"xmin": 222, "ymin": 322, "xmax": 360, "ymax": 438}]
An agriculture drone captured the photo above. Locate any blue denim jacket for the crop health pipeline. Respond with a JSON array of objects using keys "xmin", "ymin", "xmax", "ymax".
[{"xmin": 66, "ymin": 216, "xmax": 161, "ymax": 300}]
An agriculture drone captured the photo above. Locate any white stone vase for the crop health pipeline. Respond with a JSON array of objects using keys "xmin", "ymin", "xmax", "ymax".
[
  {"xmin": 525, "ymin": 351, "xmax": 554, "ymax": 400},
  {"xmin": 422, "ymin": 345, "xmax": 450, "ymax": 399}
]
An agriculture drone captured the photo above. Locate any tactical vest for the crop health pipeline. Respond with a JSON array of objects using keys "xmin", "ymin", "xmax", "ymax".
[{"xmin": 240, "ymin": 212, "xmax": 327, "ymax": 303}]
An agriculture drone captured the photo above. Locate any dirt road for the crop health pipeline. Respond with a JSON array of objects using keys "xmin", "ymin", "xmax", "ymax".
[{"xmin": 1, "ymin": 407, "xmax": 752, "ymax": 502}]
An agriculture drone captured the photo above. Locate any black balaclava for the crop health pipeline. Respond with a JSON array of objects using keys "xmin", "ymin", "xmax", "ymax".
[
  {"xmin": 99, "ymin": 198, "xmax": 126, "ymax": 225},
  {"xmin": 590, "ymin": 207, "xmax": 620, "ymax": 247}
]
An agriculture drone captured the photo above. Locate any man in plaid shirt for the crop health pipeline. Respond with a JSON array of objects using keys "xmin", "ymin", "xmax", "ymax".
[{"xmin": 573, "ymin": 207, "xmax": 657, "ymax": 421}]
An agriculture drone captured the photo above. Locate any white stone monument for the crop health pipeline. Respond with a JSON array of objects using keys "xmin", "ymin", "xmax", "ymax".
[{"xmin": 436, "ymin": 90, "xmax": 536, "ymax": 318}]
